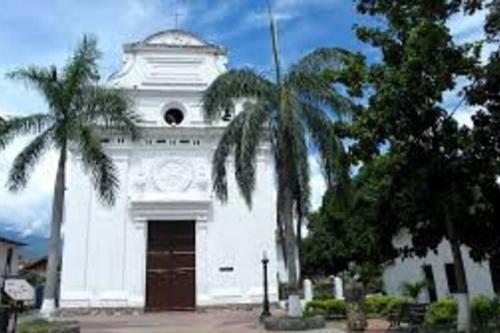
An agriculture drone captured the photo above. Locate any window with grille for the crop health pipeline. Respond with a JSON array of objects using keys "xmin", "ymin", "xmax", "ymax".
[
  {"xmin": 445, "ymin": 263, "xmax": 458, "ymax": 293},
  {"xmin": 490, "ymin": 255, "xmax": 500, "ymax": 294}
]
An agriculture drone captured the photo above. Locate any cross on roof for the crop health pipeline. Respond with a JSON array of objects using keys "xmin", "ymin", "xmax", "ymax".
[{"xmin": 173, "ymin": 0, "xmax": 187, "ymax": 30}]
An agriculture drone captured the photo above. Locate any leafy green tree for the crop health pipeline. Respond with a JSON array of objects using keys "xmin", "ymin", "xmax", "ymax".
[
  {"xmin": 463, "ymin": 2, "xmax": 500, "ymax": 260},
  {"xmin": 202, "ymin": 4, "xmax": 356, "ymax": 317},
  {"xmin": 302, "ymin": 156, "xmax": 399, "ymax": 281},
  {"xmin": 351, "ymin": 1, "xmax": 500, "ymax": 332},
  {"xmin": 1, "ymin": 36, "xmax": 139, "ymax": 315}
]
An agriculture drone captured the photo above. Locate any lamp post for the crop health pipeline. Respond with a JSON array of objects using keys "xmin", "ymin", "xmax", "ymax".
[{"xmin": 260, "ymin": 251, "xmax": 271, "ymax": 319}]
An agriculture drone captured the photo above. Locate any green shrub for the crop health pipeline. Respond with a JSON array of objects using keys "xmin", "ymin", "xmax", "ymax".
[
  {"xmin": 18, "ymin": 319, "xmax": 51, "ymax": 333},
  {"xmin": 18, "ymin": 320, "xmax": 78, "ymax": 333},
  {"xmin": 471, "ymin": 295, "xmax": 499, "ymax": 330},
  {"xmin": 304, "ymin": 299, "xmax": 347, "ymax": 319},
  {"xmin": 424, "ymin": 298, "xmax": 458, "ymax": 328},
  {"xmin": 313, "ymin": 281, "xmax": 335, "ymax": 300},
  {"xmin": 364, "ymin": 295, "xmax": 405, "ymax": 316}
]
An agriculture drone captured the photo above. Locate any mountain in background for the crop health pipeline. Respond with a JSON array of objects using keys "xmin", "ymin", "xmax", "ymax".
[{"xmin": 0, "ymin": 229, "xmax": 48, "ymax": 260}]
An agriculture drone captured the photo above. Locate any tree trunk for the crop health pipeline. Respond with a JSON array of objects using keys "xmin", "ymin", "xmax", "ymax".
[
  {"xmin": 40, "ymin": 146, "xmax": 67, "ymax": 317},
  {"xmin": 296, "ymin": 214, "xmax": 302, "ymax": 284},
  {"xmin": 281, "ymin": 185, "xmax": 302, "ymax": 317},
  {"xmin": 445, "ymin": 218, "xmax": 471, "ymax": 333}
]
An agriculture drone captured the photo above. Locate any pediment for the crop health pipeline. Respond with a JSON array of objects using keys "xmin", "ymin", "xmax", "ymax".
[
  {"xmin": 109, "ymin": 30, "xmax": 227, "ymax": 91},
  {"xmin": 144, "ymin": 30, "xmax": 206, "ymax": 47}
]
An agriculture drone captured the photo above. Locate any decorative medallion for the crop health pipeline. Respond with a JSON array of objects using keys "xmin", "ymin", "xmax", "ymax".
[{"xmin": 152, "ymin": 158, "xmax": 194, "ymax": 193}]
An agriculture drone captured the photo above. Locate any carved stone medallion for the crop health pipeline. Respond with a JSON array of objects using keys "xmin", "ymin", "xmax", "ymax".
[{"xmin": 152, "ymin": 158, "xmax": 194, "ymax": 193}]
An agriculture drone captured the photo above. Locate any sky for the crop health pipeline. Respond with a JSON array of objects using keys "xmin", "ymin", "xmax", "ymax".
[{"xmin": 0, "ymin": 0, "xmax": 491, "ymax": 238}]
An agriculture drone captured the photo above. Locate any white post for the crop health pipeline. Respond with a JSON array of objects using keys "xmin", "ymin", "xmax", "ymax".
[
  {"xmin": 304, "ymin": 279, "xmax": 313, "ymax": 302},
  {"xmin": 334, "ymin": 276, "xmax": 344, "ymax": 299},
  {"xmin": 455, "ymin": 293, "xmax": 471, "ymax": 333}
]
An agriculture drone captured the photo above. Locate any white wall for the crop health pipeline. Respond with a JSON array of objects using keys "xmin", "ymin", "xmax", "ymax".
[
  {"xmin": 60, "ymin": 30, "xmax": 281, "ymax": 309},
  {"xmin": 383, "ymin": 237, "xmax": 495, "ymax": 302},
  {"xmin": 198, "ymin": 154, "xmax": 278, "ymax": 305},
  {"xmin": 60, "ymin": 143, "xmax": 279, "ymax": 308}
]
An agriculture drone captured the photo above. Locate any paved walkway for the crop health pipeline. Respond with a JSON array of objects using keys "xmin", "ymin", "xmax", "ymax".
[{"xmin": 66, "ymin": 310, "xmax": 345, "ymax": 333}]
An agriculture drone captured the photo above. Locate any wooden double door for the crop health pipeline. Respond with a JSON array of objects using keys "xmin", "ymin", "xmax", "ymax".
[{"xmin": 146, "ymin": 221, "xmax": 195, "ymax": 311}]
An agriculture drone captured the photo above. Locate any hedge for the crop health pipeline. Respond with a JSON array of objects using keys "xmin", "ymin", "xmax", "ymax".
[
  {"xmin": 18, "ymin": 320, "xmax": 80, "ymax": 333},
  {"xmin": 364, "ymin": 295, "xmax": 407, "ymax": 316},
  {"xmin": 306, "ymin": 294, "xmax": 500, "ymax": 329},
  {"xmin": 470, "ymin": 295, "xmax": 500, "ymax": 331},
  {"xmin": 304, "ymin": 299, "xmax": 347, "ymax": 319},
  {"xmin": 424, "ymin": 298, "xmax": 458, "ymax": 328}
]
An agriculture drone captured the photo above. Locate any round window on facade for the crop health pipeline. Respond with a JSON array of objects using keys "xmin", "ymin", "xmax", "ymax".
[{"xmin": 164, "ymin": 108, "xmax": 184, "ymax": 126}]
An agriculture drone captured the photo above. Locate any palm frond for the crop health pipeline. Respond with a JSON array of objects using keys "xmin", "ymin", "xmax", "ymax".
[
  {"xmin": 292, "ymin": 126, "xmax": 311, "ymax": 217},
  {"xmin": 234, "ymin": 101, "xmax": 271, "ymax": 206},
  {"xmin": 7, "ymin": 127, "xmax": 54, "ymax": 191},
  {"xmin": 277, "ymin": 88, "xmax": 311, "ymax": 214},
  {"xmin": 286, "ymin": 71, "xmax": 353, "ymax": 115},
  {"xmin": 63, "ymin": 35, "xmax": 100, "ymax": 102},
  {"xmin": 78, "ymin": 126, "xmax": 119, "ymax": 205},
  {"xmin": 290, "ymin": 47, "xmax": 351, "ymax": 74},
  {"xmin": 299, "ymin": 102, "xmax": 348, "ymax": 188},
  {"xmin": 212, "ymin": 111, "xmax": 249, "ymax": 202},
  {"xmin": 5, "ymin": 114, "xmax": 54, "ymax": 138},
  {"xmin": 202, "ymin": 69, "xmax": 275, "ymax": 122},
  {"xmin": 6, "ymin": 66, "xmax": 62, "ymax": 109},
  {"xmin": 400, "ymin": 280, "xmax": 428, "ymax": 301},
  {"xmin": 78, "ymin": 87, "xmax": 140, "ymax": 139}
]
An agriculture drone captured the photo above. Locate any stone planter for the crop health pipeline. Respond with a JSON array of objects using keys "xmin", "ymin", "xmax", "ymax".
[
  {"xmin": 344, "ymin": 282, "xmax": 367, "ymax": 332},
  {"xmin": 17, "ymin": 320, "xmax": 80, "ymax": 333},
  {"xmin": 263, "ymin": 316, "xmax": 326, "ymax": 331}
]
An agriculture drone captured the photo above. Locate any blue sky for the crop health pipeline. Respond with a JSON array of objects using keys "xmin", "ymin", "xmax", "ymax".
[{"xmin": 0, "ymin": 0, "xmax": 489, "ymax": 238}]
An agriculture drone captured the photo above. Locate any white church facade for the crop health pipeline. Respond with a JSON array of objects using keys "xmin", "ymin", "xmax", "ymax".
[{"xmin": 60, "ymin": 30, "xmax": 282, "ymax": 310}]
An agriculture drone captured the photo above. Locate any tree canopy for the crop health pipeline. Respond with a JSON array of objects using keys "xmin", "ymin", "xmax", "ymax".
[
  {"xmin": 302, "ymin": 156, "xmax": 399, "ymax": 278},
  {"xmin": 2, "ymin": 36, "xmax": 139, "ymax": 204},
  {"xmin": 338, "ymin": 1, "xmax": 500, "ymax": 331}
]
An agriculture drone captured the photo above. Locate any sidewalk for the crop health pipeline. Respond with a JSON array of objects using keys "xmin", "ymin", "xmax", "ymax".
[{"xmin": 64, "ymin": 309, "xmax": 345, "ymax": 333}]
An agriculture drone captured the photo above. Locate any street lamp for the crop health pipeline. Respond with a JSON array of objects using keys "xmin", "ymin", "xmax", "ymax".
[{"xmin": 260, "ymin": 251, "xmax": 271, "ymax": 319}]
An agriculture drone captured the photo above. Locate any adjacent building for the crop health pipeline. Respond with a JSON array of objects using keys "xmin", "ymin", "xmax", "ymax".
[
  {"xmin": 0, "ymin": 235, "xmax": 23, "ymax": 279},
  {"xmin": 383, "ymin": 234, "xmax": 499, "ymax": 302}
]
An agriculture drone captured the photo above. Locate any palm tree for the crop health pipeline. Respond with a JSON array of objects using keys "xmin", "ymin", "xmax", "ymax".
[
  {"xmin": 401, "ymin": 280, "xmax": 428, "ymax": 303},
  {"xmin": 2, "ymin": 36, "xmax": 139, "ymax": 316},
  {"xmin": 202, "ymin": 4, "xmax": 352, "ymax": 317}
]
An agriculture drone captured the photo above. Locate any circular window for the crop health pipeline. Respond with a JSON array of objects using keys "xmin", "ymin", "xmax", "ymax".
[{"xmin": 164, "ymin": 108, "xmax": 184, "ymax": 125}]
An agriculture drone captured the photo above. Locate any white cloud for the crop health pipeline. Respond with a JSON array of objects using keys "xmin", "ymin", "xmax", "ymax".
[
  {"xmin": 0, "ymin": 137, "xmax": 56, "ymax": 237},
  {"xmin": 446, "ymin": 9, "xmax": 494, "ymax": 126},
  {"xmin": 453, "ymin": 108, "xmax": 475, "ymax": 128},
  {"xmin": 448, "ymin": 9, "xmax": 487, "ymax": 43}
]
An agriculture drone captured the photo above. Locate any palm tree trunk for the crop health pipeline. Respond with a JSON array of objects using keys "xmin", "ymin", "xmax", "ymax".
[
  {"xmin": 296, "ymin": 214, "xmax": 303, "ymax": 284},
  {"xmin": 445, "ymin": 218, "xmax": 471, "ymax": 333},
  {"xmin": 281, "ymin": 185, "xmax": 302, "ymax": 317},
  {"xmin": 40, "ymin": 145, "xmax": 67, "ymax": 316}
]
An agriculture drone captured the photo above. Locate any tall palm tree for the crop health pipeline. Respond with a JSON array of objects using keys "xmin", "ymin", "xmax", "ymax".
[
  {"xmin": 202, "ymin": 4, "xmax": 352, "ymax": 317},
  {"xmin": 2, "ymin": 36, "xmax": 139, "ymax": 316}
]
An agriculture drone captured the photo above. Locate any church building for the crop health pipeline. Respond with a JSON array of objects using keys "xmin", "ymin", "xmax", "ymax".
[{"xmin": 60, "ymin": 30, "xmax": 282, "ymax": 311}]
